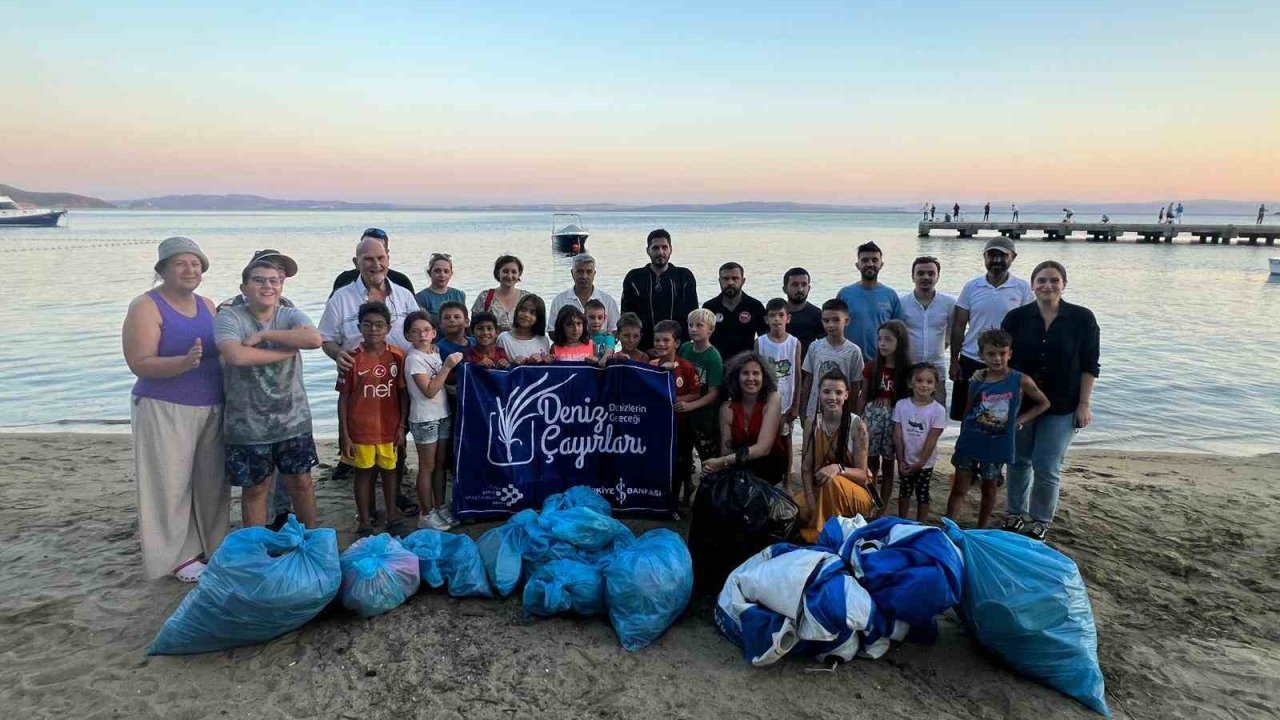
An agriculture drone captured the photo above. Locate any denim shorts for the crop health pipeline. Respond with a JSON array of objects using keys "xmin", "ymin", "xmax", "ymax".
[
  {"xmin": 409, "ymin": 416, "xmax": 453, "ymax": 445},
  {"xmin": 952, "ymin": 455, "xmax": 1005, "ymax": 485},
  {"xmin": 225, "ymin": 434, "xmax": 318, "ymax": 488}
]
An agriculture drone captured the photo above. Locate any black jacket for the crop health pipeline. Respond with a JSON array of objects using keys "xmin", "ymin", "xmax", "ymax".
[
  {"xmin": 1002, "ymin": 300, "xmax": 1100, "ymax": 415},
  {"xmin": 621, "ymin": 264, "xmax": 699, "ymax": 349}
]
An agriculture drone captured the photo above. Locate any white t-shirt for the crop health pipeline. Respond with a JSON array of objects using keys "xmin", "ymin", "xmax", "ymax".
[
  {"xmin": 898, "ymin": 291, "xmax": 956, "ymax": 366},
  {"xmin": 498, "ymin": 331, "xmax": 551, "ymax": 360},
  {"xmin": 955, "ymin": 275, "xmax": 1033, "ymax": 361},
  {"xmin": 406, "ymin": 349, "xmax": 449, "ymax": 423},
  {"xmin": 800, "ymin": 337, "xmax": 865, "ymax": 418},
  {"xmin": 891, "ymin": 398, "xmax": 948, "ymax": 467},
  {"xmin": 756, "ymin": 333, "xmax": 800, "ymax": 412}
]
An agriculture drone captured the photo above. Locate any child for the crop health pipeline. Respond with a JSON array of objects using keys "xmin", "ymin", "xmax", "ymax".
[
  {"xmin": 550, "ymin": 305, "xmax": 595, "ymax": 361},
  {"xmin": 796, "ymin": 370, "xmax": 876, "ymax": 543},
  {"xmin": 614, "ymin": 312, "xmax": 650, "ymax": 362},
  {"xmin": 436, "ymin": 301, "xmax": 474, "ymax": 358},
  {"xmin": 798, "ymin": 298, "xmax": 864, "ymax": 422},
  {"xmin": 651, "ymin": 320, "xmax": 702, "ymax": 507},
  {"xmin": 464, "ymin": 311, "xmax": 510, "ymax": 368},
  {"xmin": 337, "ymin": 301, "xmax": 408, "ymax": 537},
  {"xmin": 857, "ymin": 319, "xmax": 912, "ymax": 508},
  {"xmin": 585, "ymin": 299, "xmax": 616, "ymax": 362},
  {"xmin": 677, "ymin": 308, "xmax": 723, "ymax": 502},
  {"xmin": 403, "ymin": 311, "xmax": 464, "ymax": 530},
  {"xmin": 756, "ymin": 298, "xmax": 802, "ymax": 487},
  {"xmin": 892, "ymin": 363, "xmax": 947, "ymax": 521},
  {"xmin": 498, "ymin": 294, "xmax": 551, "ymax": 363},
  {"xmin": 945, "ymin": 329, "xmax": 1049, "ymax": 529}
]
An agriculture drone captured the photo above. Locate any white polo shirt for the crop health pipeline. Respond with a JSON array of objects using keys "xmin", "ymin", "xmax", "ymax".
[
  {"xmin": 548, "ymin": 287, "xmax": 620, "ymax": 332},
  {"xmin": 319, "ymin": 278, "xmax": 420, "ymax": 352},
  {"xmin": 898, "ymin": 290, "xmax": 956, "ymax": 366},
  {"xmin": 955, "ymin": 274, "xmax": 1033, "ymax": 360}
]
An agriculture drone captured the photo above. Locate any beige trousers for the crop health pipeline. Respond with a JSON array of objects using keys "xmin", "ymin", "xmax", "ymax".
[{"xmin": 131, "ymin": 396, "xmax": 230, "ymax": 579}]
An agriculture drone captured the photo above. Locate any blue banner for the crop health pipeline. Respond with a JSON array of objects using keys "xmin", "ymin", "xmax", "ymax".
[{"xmin": 452, "ymin": 361, "xmax": 676, "ymax": 518}]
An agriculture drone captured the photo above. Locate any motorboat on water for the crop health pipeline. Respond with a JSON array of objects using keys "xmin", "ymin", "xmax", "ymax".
[
  {"xmin": 0, "ymin": 196, "xmax": 67, "ymax": 226},
  {"xmin": 552, "ymin": 213, "xmax": 588, "ymax": 254}
]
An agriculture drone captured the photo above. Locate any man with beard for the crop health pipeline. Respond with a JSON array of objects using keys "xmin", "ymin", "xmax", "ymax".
[
  {"xmin": 837, "ymin": 241, "xmax": 903, "ymax": 361},
  {"xmin": 782, "ymin": 267, "xmax": 823, "ymax": 356},
  {"xmin": 948, "ymin": 237, "xmax": 1033, "ymax": 420},
  {"xmin": 899, "ymin": 256, "xmax": 955, "ymax": 406},
  {"xmin": 702, "ymin": 262, "xmax": 767, "ymax": 361},
  {"xmin": 621, "ymin": 228, "xmax": 699, "ymax": 349}
]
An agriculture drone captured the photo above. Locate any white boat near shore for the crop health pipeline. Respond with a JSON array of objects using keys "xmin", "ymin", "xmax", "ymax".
[{"xmin": 0, "ymin": 196, "xmax": 67, "ymax": 227}]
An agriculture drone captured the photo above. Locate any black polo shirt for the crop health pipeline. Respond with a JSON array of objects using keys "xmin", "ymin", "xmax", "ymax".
[
  {"xmin": 1001, "ymin": 300, "xmax": 1100, "ymax": 415},
  {"xmin": 785, "ymin": 302, "xmax": 824, "ymax": 356},
  {"xmin": 703, "ymin": 293, "xmax": 767, "ymax": 362}
]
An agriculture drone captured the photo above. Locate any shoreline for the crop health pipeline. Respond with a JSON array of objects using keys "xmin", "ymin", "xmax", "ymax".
[{"xmin": 1, "ymin": 432, "xmax": 1276, "ymax": 718}]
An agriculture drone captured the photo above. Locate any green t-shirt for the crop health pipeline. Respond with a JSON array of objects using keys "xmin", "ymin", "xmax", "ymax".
[{"xmin": 679, "ymin": 342, "xmax": 724, "ymax": 437}]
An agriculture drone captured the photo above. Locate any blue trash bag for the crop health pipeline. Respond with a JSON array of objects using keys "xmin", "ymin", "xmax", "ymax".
[
  {"xmin": 339, "ymin": 534, "xmax": 421, "ymax": 618},
  {"xmin": 832, "ymin": 517, "xmax": 963, "ymax": 631},
  {"xmin": 542, "ymin": 486, "xmax": 612, "ymax": 516},
  {"xmin": 149, "ymin": 516, "xmax": 340, "ymax": 655},
  {"xmin": 942, "ymin": 518, "xmax": 1110, "ymax": 716},
  {"xmin": 401, "ymin": 529, "xmax": 493, "ymax": 598},
  {"xmin": 522, "ymin": 559, "xmax": 606, "ymax": 617},
  {"xmin": 603, "ymin": 528, "xmax": 694, "ymax": 651},
  {"xmin": 477, "ymin": 509, "xmax": 539, "ymax": 597},
  {"xmin": 538, "ymin": 507, "xmax": 632, "ymax": 551}
]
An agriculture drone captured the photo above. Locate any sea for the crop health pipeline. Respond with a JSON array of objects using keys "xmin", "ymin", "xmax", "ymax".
[{"xmin": 1, "ymin": 210, "xmax": 1276, "ymax": 455}]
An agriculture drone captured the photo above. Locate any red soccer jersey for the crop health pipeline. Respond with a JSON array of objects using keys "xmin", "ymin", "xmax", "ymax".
[{"xmin": 336, "ymin": 345, "xmax": 406, "ymax": 444}]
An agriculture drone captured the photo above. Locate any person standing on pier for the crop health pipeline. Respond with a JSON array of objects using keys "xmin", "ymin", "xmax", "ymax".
[
  {"xmin": 983, "ymin": 202, "xmax": 990, "ymax": 221},
  {"xmin": 930, "ymin": 204, "xmax": 937, "ymax": 220},
  {"xmin": 953, "ymin": 202, "xmax": 961, "ymax": 220},
  {"xmin": 922, "ymin": 203, "xmax": 930, "ymax": 221},
  {"xmin": 1175, "ymin": 202, "xmax": 1184, "ymax": 224},
  {"xmin": 1259, "ymin": 204, "xmax": 1268, "ymax": 224},
  {"xmin": 1166, "ymin": 203, "xmax": 1175, "ymax": 224},
  {"xmin": 1158, "ymin": 206, "xmax": 1165, "ymax": 223},
  {"xmin": 948, "ymin": 237, "xmax": 1033, "ymax": 421},
  {"xmin": 1012, "ymin": 203, "xmax": 1019, "ymax": 222},
  {"xmin": 838, "ymin": 242, "xmax": 903, "ymax": 362}
]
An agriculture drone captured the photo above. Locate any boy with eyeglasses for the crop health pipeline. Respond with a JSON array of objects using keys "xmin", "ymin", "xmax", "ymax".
[{"xmin": 337, "ymin": 300, "xmax": 409, "ymax": 536}]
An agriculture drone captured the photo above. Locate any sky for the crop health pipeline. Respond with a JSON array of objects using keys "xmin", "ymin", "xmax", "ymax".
[{"xmin": 3, "ymin": 1, "xmax": 1278, "ymax": 205}]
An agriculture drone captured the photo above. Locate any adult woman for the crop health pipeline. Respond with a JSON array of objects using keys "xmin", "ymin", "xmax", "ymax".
[
  {"xmin": 1000, "ymin": 260, "xmax": 1100, "ymax": 541},
  {"xmin": 702, "ymin": 352, "xmax": 788, "ymax": 486},
  {"xmin": 415, "ymin": 252, "xmax": 466, "ymax": 321},
  {"xmin": 796, "ymin": 370, "xmax": 875, "ymax": 543},
  {"xmin": 471, "ymin": 255, "xmax": 529, "ymax": 332},
  {"xmin": 121, "ymin": 237, "xmax": 230, "ymax": 581}
]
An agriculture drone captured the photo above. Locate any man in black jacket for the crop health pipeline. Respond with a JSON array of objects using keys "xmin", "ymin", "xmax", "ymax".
[{"xmin": 621, "ymin": 228, "xmax": 699, "ymax": 350}]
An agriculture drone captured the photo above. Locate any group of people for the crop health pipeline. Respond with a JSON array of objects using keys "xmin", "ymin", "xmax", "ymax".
[
  {"xmin": 122, "ymin": 226, "xmax": 1099, "ymax": 583},
  {"xmin": 1157, "ymin": 202, "xmax": 1186, "ymax": 224}
]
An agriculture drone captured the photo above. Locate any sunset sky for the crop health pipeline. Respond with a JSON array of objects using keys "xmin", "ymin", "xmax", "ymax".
[{"xmin": 4, "ymin": 1, "xmax": 1277, "ymax": 204}]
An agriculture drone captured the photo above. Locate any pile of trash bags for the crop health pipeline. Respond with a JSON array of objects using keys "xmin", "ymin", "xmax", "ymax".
[
  {"xmin": 943, "ymin": 519, "xmax": 1110, "ymax": 716},
  {"xmin": 475, "ymin": 489, "xmax": 693, "ymax": 651},
  {"xmin": 688, "ymin": 468, "xmax": 800, "ymax": 592},
  {"xmin": 715, "ymin": 515, "xmax": 962, "ymax": 665},
  {"xmin": 149, "ymin": 516, "xmax": 340, "ymax": 655}
]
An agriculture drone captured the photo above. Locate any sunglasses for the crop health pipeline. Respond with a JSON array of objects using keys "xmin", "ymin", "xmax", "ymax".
[{"xmin": 362, "ymin": 228, "xmax": 388, "ymax": 240}]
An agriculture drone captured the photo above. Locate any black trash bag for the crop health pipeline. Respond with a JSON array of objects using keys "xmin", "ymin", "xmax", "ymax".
[{"xmin": 687, "ymin": 468, "xmax": 800, "ymax": 592}]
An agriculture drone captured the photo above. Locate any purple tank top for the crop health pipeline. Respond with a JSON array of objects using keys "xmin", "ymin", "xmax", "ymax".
[{"xmin": 131, "ymin": 290, "xmax": 223, "ymax": 406}]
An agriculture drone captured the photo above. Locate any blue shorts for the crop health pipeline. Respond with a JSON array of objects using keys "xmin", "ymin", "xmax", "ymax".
[
  {"xmin": 409, "ymin": 416, "xmax": 452, "ymax": 445},
  {"xmin": 952, "ymin": 455, "xmax": 1005, "ymax": 485},
  {"xmin": 225, "ymin": 434, "xmax": 318, "ymax": 488}
]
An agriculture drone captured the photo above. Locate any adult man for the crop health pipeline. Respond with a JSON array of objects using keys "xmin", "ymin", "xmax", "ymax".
[
  {"xmin": 1012, "ymin": 203, "xmax": 1019, "ymax": 222},
  {"xmin": 782, "ymin": 267, "xmax": 824, "ymax": 356},
  {"xmin": 549, "ymin": 253, "xmax": 620, "ymax": 331},
  {"xmin": 214, "ymin": 254, "xmax": 321, "ymax": 528},
  {"xmin": 953, "ymin": 202, "xmax": 961, "ymax": 220},
  {"xmin": 983, "ymin": 202, "xmax": 991, "ymax": 221},
  {"xmin": 930, "ymin": 204, "xmax": 936, "ymax": 220},
  {"xmin": 331, "ymin": 228, "xmax": 415, "ymax": 296},
  {"xmin": 621, "ymin": 228, "xmax": 699, "ymax": 349},
  {"xmin": 899, "ymin": 256, "xmax": 956, "ymax": 405},
  {"xmin": 1258, "ymin": 204, "xmax": 1267, "ymax": 224},
  {"xmin": 837, "ymin": 241, "xmax": 903, "ymax": 361},
  {"xmin": 949, "ymin": 237, "xmax": 1033, "ymax": 420},
  {"xmin": 703, "ymin": 262, "xmax": 767, "ymax": 361}
]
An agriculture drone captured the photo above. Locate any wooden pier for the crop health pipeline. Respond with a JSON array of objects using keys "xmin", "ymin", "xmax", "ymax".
[{"xmin": 917, "ymin": 221, "xmax": 1280, "ymax": 245}]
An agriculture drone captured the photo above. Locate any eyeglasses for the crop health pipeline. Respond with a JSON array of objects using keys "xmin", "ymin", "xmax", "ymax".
[
  {"xmin": 247, "ymin": 276, "xmax": 283, "ymax": 287},
  {"xmin": 359, "ymin": 321, "xmax": 389, "ymax": 330},
  {"xmin": 362, "ymin": 228, "xmax": 388, "ymax": 240}
]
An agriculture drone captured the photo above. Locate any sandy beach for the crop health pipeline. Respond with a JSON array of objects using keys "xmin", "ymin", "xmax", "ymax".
[{"xmin": 1, "ymin": 433, "xmax": 1276, "ymax": 720}]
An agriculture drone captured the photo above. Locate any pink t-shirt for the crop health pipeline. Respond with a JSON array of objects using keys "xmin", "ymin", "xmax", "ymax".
[
  {"xmin": 551, "ymin": 340, "xmax": 595, "ymax": 361},
  {"xmin": 891, "ymin": 398, "xmax": 948, "ymax": 467}
]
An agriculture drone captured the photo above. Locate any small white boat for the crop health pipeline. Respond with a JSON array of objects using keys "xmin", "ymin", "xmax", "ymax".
[
  {"xmin": 551, "ymin": 213, "xmax": 588, "ymax": 254},
  {"xmin": 1270, "ymin": 258, "xmax": 1280, "ymax": 276},
  {"xmin": 0, "ymin": 196, "xmax": 67, "ymax": 227}
]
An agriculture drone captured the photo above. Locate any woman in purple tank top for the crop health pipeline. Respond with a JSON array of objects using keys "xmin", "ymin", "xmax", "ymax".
[{"xmin": 122, "ymin": 237, "xmax": 230, "ymax": 582}]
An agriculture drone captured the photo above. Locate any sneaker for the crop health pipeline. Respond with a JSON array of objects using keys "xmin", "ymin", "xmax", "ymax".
[
  {"xmin": 435, "ymin": 506, "xmax": 458, "ymax": 530},
  {"xmin": 1002, "ymin": 515, "xmax": 1026, "ymax": 533},
  {"xmin": 1028, "ymin": 522, "xmax": 1049, "ymax": 541},
  {"xmin": 418, "ymin": 511, "xmax": 447, "ymax": 530}
]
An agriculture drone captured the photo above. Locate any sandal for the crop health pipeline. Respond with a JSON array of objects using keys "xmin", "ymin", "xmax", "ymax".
[{"xmin": 174, "ymin": 557, "xmax": 207, "ymax": 583}]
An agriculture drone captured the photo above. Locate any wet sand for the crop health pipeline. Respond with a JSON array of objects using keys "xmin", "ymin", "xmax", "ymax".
[{"xmin": 0, "ymin": 433, "xmax": 1276, "ymax": 719}]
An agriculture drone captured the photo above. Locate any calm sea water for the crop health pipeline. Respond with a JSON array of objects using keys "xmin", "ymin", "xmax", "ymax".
[{"xmin": 1, "ymin": 210, "xmax": 1276, "ymax": 455}]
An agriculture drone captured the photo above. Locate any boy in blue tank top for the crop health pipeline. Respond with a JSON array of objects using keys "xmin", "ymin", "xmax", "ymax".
[{"xmin": 945, "ymin": 328, "xmax": 1048, "ymax": 528}]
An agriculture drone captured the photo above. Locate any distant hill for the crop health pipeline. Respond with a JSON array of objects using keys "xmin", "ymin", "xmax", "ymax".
[
  {"xmin": 120, "ymin": 194, "xmax": 402, "ymax": 211},
  {"xmin": 0, "ymin": 183, "xmax": 115, "ymax": 209}
]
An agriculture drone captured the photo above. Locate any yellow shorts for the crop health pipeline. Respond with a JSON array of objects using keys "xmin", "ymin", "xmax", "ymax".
[{"xmin": 343, "ymin": 443, "xmax": 397, "ymax": 471}]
